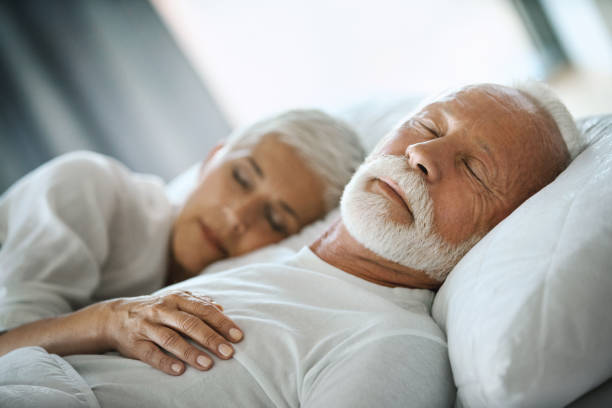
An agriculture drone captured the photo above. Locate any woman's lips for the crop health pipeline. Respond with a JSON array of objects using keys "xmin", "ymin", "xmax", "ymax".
[
  {"xmin": 197, "ymin": 219, "xmax": 228, "ymax": 256},
  {"xmin": 373, "ymin": 177, "xmax": 414, "ymax": 218}
]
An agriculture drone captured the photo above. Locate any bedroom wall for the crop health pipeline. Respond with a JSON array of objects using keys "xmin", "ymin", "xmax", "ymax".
[
  {"xmin": 152, "ymin": 0, "xmax": 540, "ymax": 127},
  {"xmin": 152, "ymin": 0, "xmax": 612, "ymax": 125},
  {"xmin": 0, "ymin": 0, "xmax": 231, "ymax": 195}
]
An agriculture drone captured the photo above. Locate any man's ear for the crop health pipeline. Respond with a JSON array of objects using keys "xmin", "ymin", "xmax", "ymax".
[{"xmin": 198, "ymin": 140, "xmax": 225, "ymax": 179}]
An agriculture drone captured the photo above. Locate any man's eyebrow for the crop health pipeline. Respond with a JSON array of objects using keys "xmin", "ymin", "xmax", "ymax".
[
  {"xmin": 280, "ymin": 201, "xmax": 300, "ymax": 224},
  {"xmin": 247, "ymin": 157, "xmax": 263, "ymax": 178}
]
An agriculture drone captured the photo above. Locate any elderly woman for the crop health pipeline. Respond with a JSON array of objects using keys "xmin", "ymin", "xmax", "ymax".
[{"xmin": 0, "ymin": 109, "xmax": 364, "ymax": 374}]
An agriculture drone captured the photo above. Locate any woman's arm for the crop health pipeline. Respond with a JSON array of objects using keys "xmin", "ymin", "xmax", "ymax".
[
  {"xmin": 0, "ymin": 290, "xmax": 243, "ymax": 376},
  {"xmin": 0, "ymin": 152, "xmax": 171, "ymax": 332},
  {"xmin": 0, "ymin": 301, "xmax": 110, "ymax": 357}
]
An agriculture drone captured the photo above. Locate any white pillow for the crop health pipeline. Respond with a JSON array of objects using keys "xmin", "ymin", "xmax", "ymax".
[
  {"xmin": 432, "ymin": 115, "xmax": 612, "ymax": 407},
  {"xmin": 165, "ymin": 162, "xmax": 200, "ymax": 206},
  {"xmin": 333, "ymin": 96, "xmax": 422, "ymax": 153}
]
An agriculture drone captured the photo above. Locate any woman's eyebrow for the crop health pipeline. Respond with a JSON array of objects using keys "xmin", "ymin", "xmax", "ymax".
[{"xmin": 248, "ymin": 157, "xmax": 263, "ymax": 178}]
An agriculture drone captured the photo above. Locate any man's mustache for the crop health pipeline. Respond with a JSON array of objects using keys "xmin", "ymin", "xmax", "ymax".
[{"xmin": 361, "ymin": 154, "xmax": 432, "ymax": 231}]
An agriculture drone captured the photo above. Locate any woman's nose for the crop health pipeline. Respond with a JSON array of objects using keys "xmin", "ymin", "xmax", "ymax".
[
  {"xmin": 224, "ymin": 196, "xmax": 261, "ymax": 235},
  {"xmin": 405, "ymin": 142, "xmax": 441, "ymax": 182},
  {"xmin": 223, "ymin": 206, "xmax": 248, "ymax": 235}
]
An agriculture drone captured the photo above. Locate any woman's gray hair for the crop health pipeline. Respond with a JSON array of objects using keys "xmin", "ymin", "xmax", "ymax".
[
  {"xmin": 223, "ymin": 109, "xmax": 365, "ymax": 211},
  {"xmin": 514, "ymin": 80, "xmax": 583, "ymax": 159}
]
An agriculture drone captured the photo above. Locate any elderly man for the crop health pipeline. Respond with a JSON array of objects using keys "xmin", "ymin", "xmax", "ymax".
[{"xmin": 0, "ymin": 82, "xmax": 579, "ymax": 408}]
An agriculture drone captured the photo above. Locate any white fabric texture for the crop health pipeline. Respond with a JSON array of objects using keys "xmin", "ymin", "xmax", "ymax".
[
  {"xmin": 162, "ymin": 247, "xmax": 455, "ymax": 408},
  {"xmin": 432, "ymin": 115, "xmax": 612, "ymax": 407},
  {"xmin": 0, "ymin": 151, "xmax": 174, "ymax": 331},
  {"xmin": 0, "ymin": 346, "xmax": 100, "ymax": 408},
  {"xmin": 0, "ymin": 247, "xmax": 456, "ymax": 408}
]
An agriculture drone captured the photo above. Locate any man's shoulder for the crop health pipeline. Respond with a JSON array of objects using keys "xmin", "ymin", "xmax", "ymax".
[
  {"xmin": 344, "ymin": 310, "xmax": 448, "ymax": 355},
  {"xmin": 304, "ymin": 327, "xmax": 455, "ymax": 407}
]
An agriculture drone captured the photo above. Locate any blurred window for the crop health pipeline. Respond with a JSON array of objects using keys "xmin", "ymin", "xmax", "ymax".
[{"xmin": 153, "ymin": 0, "xmax": 541, "ymax": 126}]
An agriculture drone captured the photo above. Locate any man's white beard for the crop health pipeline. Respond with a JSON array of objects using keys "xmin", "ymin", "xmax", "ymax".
[{"xmin": 340, "ymin": 155, "xmax": 479, "ymax": 282}]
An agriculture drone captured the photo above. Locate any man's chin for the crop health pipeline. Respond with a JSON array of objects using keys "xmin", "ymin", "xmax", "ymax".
[{"xmin": 340, "ymin": 191, "xmax": 466, "ymax": 282}]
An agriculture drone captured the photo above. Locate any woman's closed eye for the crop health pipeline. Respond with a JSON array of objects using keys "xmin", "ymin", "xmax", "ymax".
[
  {"xmin": 232, "ymin": 167, "xmax": 252, "ymax": 190},
  {"xmin": 264, "ymin": 204, "xmax": 288, "ymax": 235}
]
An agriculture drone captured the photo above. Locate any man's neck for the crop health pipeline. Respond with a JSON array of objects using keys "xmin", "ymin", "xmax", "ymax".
[{"xmin": 309, "ymin": 219, "xmax": 441, "ymax": 290}]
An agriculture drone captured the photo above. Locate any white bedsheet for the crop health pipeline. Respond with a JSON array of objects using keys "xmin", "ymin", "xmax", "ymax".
[{"xmin": 0, "ymin": 346, "xmax": 100, "ymax": 408}]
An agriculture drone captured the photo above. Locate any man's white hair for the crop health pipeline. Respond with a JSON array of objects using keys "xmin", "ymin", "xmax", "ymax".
[
  {"xmin": 371, "ymin": 81, "xmax": 583, "ymax": 163},
  {"xmin": 224, "ymin": 109, "xmax": 365, "ymax": 211},
  {"xmin": 514, "ymin": 80, "xmax": 583, "ymax": 159}
]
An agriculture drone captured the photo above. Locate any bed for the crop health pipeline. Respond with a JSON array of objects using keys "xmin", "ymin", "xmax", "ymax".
[{"xmin": 1, "ymin": 97, "xmax": 611, "ymax": 407}]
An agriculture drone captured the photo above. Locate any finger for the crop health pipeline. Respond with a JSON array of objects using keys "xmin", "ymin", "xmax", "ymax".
[
  {"xmin": 167, "ymin": 292, "xmax": 224, "ymax": 313},
  {"xmin": 192, "ymin": 294, "xmax": 223, "ymax": 311},
  {"xmin": 156, "ymin": 308, "xmax": 236, "ymax": 360},
  {"xmin": 130, "ymin": 340, "xmax": 186, "ymax": 376},
  {"xmin": 146, "ymin": 325, "xmax": 214, "ymax": 371},
  {"xmin": 177, "ymin": 295, "xmax": 243, "ymax": 343}
]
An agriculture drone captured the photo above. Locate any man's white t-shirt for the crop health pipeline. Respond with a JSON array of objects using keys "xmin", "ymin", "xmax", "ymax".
[
  {"xmin": 60, "ymin": 247, "xmax": 455, "ymax": 407},
  {"xmin": 0, "ymin": 151, "xmax": 174, "ymax": 331}
]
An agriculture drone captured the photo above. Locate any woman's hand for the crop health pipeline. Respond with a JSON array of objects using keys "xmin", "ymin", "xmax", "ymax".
[{"xmin": 101, "ymin": 290, "xmax": 243, "ymax": 376}]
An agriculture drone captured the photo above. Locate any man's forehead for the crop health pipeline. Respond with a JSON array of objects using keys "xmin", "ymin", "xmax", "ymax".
[
  {"xmin": 429, "ymin": 84, "xmax": 521, "ymax": 111},
  {"xmin": 392, "ymin": 85, "xmax": 501, "ymax": 127},
  {"xmin": 413, "ymin": 85, "xmax": 539, "ymax": 135}
]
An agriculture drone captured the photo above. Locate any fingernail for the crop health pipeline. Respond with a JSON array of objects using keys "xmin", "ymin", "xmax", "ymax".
[
  {"xmin": 197, "ymin": 355, "xmax": 212, "ymax": 369},
  {"xmin": 212, "ymin": 302, "xmax": 224, "ymax": 311},
  {"xmin": 218, "ymin": 343, "xmax": 233, "ymax": 357},
  {"xmin": 171, "ymin": 363, "xmax": 182, "ymax": 373},
  {"xmin": 229, "ymin": 328, "xmax": 243, "ymax": 341}
]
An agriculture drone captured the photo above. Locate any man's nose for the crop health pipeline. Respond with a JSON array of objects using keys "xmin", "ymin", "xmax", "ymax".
[{"xmin": 405, "ymin": 142, "xmax": 441, "ymax": 182}]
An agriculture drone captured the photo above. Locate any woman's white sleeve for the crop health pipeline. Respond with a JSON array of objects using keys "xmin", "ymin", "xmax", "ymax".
[{"xmin": 0, "ymin": 152, "xmax": 121, "ymax": 331}]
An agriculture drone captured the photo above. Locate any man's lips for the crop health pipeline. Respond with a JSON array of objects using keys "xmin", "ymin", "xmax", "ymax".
[
  {"xmin": 373, "ymin": 177, "xmax": 414, "ymax": 218},
  {"xmin": 197, "ymin": 220, "xmax": 228, "ymax": 256}
]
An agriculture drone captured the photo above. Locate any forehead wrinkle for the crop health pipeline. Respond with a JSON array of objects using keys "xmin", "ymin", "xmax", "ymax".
[
  {"xmin": 465, "ymin": 100, "xmax": 525, "ymax": 200},
  {"xmin": 482, "ymin": 124, "xmax": 524, "ymax": 199},
  {"xmin": 477, "ymin": 90, "xmax": 518, "ymax": 114}
]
